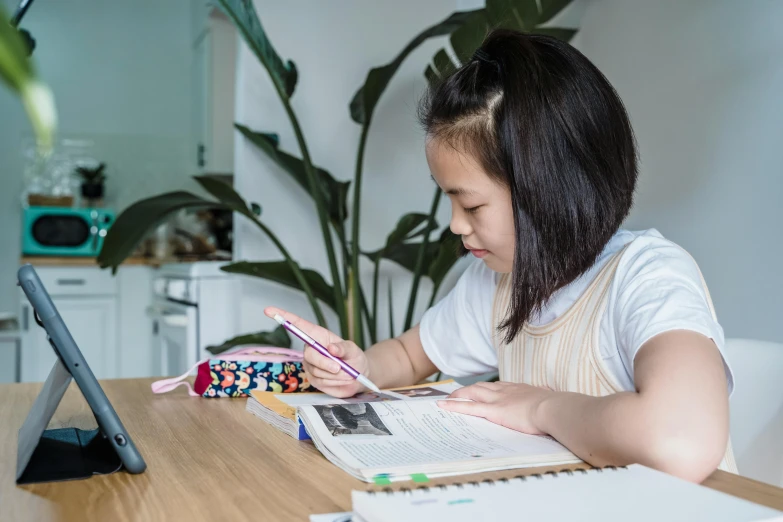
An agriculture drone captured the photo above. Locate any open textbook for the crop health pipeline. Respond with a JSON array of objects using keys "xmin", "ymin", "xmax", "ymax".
[
  {"xmin": 295, "ymin": 386, "xmax": 582, "ymax": 483},
  {"xmin": 247, "ymin": 381, "xmax": 464, "ymax": 440}
]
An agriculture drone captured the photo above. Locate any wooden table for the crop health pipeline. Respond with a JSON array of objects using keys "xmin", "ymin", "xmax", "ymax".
[{"xmin": 2, "ymin": 379, "xmax": 782, "ymax": 521}]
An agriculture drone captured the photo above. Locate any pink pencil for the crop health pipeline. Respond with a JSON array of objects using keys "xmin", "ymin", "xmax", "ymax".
[{"xmin": 274, "ymin": 314, "xmax": 382, "ymax": 393}]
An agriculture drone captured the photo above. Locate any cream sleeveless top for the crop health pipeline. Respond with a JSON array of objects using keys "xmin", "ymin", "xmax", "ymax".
[{"xmin": 491, "ymin": 243, "xmax": 738, "ymax": 473}]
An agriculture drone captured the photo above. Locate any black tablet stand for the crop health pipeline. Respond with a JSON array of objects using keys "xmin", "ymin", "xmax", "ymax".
[{"xmin": 16, "ymin": 358, "xmax": 123, "ymax": 484}]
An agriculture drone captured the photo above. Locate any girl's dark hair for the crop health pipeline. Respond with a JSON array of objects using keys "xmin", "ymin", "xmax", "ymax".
[{"xmin": 419, "ymin": 28, "xmax": 638, "ymax": 344}]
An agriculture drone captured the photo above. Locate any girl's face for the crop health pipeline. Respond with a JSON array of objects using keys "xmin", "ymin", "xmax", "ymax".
[{"xmin": 426, "ymin": 138, "xmax": 515, "ymax": 273}]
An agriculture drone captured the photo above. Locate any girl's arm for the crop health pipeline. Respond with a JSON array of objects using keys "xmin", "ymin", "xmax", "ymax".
[
  {"xmin": 536, "ymin": 330, "xmax": 729, "ymax": 481},
  {"xmin": 364, "ymin": 325, "xmax": 439, "ymax": 389},
  {"xmin": 442, "ymin": 330, "xmax": 730, "ymax": 483}
]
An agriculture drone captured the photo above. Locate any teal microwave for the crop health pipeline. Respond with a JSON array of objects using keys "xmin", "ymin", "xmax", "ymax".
[{"xmin": 22, "ymin": 207, "xmax": 115, "ymax": 256}]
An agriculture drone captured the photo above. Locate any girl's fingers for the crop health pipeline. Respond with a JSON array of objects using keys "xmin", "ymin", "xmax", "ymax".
[
  {"xmin": 473, "ymin": 381, "xmax": 504, "ymax": 390},
  {"xmin": 313, "ymin": 378, "xmax": 357, "ymax": 388},
  {"xmin": 309, "ymin": 379, "xmax": 360, "ymax": 396},
  {"xmin": 307, "ymin": 365, "xmax": 353, "ymax": 381},
  {"xmin": 264, "ymin": 306, "xmax": 306, "ymax": 325},
  {"xmin": 263, "ymin": 306, "xmax": 341, "ymax": 345},
  {"xmin": 327, "ymin": 342, "xmax": 346, "ymax": 357},
  {"xmin": 437, "ymin": 398, "xmax": 491, "ymax": 418},
  {"xmin": 303, "ymin": 346, "xmax": 341, "ymax": 373},
  {"xmin": 449, "ymin": 384, "xmax": 499, "ymax": 403}
]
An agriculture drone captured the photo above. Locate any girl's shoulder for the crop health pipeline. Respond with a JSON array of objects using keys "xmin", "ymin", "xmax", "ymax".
[
  {"xmin": 613, "ymin": 228, "xmax": 707, "ymax": 291},
  {"xmin": 608, "ymin": 229, "xmax": 731, "ymax": 393}
]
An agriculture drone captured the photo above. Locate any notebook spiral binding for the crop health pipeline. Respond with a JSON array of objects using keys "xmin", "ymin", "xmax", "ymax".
[{"xmin": 369, "ymin": 466, "xmax": 629, "ymax": 496}]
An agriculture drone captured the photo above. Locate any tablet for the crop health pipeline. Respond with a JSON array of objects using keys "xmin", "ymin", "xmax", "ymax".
[{"xmin": 16, "ymin": 263, "xmax": 146, "ymax": 478}]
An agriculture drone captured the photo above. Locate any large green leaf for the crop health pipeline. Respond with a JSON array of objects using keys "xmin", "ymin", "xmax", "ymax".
[
  {"xmin": 97, "ymin": 191, "xmax": 230, "ymax": 272},
  {"xmin": 487, "ymin": 0, "xmax": 572, "ymax": 28},
  {"xmin": 365, "ymin": 226, "xmax": 460, "ymax": 294},
  {"xmin": 0, "ymin": 5, "xmax": 33, "ymax": 92},
  {"xmin": 99, "ymin": 176, "xmax": 267, "ymax": 272},
  {"xmin": 539, "ymin": 0, "xmax": 577, "ymax": 24},
  {"xmin": 485, "ymin": 0, "xmax": 530, "ymax": 29},
  {"xmin": 426, "ymin": 0, "xmax": 577, "ymax": 82},
  {"xmin": 0, "ymin": 4, "xmax": 56, "ymax": 151},
  {"xmin": 206, "ymin": 325, "xmax": 291, "ymax": 355},
  {"xmin": 432, "ymin": 49, "xmax": 457, "ymax": 79},
  {"xmin": 529, "ymin": 27, "xmax": 578, "ymax": 41},
  {"xmin": 365, "ymin": 241, "xmax": 440, "ymax": 273},
  {"xmin": 215, "ymin": 0, "xmax": 298, "ymax": 97},
  {"xmin": 387, "ymin": 213, "xmax": 437, "ymax": 246},
  {"xmin": 193, "ymin": 175, "xmax": 258, "ymax": 221},
  {"xmin": 221, "ymin": 261, "xmax": 337, "ymax": 311},
  {"xmin": 235, "ymin": 124, "xmax": 350, "ymax": 226},
  {"xmin": 486, "ymin": 0, "xmax": 575, "ymax": 31},
  {"xmin": 363, "ymin": 213, "xmax": 438, "ymax": 265},
  {"xmin": 449, "ymin": 10, "xmax": 490, "ymax": 64},
  {"xmin": 349, "ymin": 9, "xmax": 481, "ymax": 125},
  {"xmin": 428, "ymin": 228, "xmax": 462, "ymax": 289}
]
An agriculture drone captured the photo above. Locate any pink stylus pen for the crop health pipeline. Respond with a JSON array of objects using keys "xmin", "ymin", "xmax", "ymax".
[{"xmin": 274, "ymin": 314, "xmax": 381, "ymax": 393}]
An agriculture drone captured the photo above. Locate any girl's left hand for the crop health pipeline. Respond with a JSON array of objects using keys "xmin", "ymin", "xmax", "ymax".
[{"xmin": 437, "ymin": 381, "xmax": 553, "ymax": 435}]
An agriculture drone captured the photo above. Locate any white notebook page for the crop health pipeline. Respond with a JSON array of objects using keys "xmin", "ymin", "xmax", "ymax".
[{"xmin": 352, "ymin": 464, "xmax": 783, "ymax": 522}]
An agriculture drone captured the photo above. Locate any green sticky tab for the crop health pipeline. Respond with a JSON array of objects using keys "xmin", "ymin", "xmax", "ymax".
[
  {"xmin": 411, "ymin": 473, "xmax": 429, "ymax": 483},
  {"xmin": 373, "ymin": 475, "xmax": 392, "ymax": 485}
]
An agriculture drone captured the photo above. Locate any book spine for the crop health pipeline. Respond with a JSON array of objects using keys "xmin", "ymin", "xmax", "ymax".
[{"xmin": 298, "ymin": 418, "xmax": 311, "ymax": 441}]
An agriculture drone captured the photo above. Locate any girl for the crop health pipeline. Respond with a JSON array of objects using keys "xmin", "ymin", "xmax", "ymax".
[{"xmin": 266, "ymin": 28, "xmax": 736, "ymax": 483}]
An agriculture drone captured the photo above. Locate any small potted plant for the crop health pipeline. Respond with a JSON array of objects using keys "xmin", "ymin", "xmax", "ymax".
[{"xmin": 75, "ymin": 162, "xmax": 106, "ymax": 207}]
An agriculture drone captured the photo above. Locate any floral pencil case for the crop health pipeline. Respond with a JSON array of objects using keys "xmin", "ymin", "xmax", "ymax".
[{"xmin": 150, "ymin": 347, "xmax": 315, "ymax": 397}]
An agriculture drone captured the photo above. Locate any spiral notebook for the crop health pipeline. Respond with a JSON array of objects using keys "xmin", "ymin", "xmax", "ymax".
[{"xmin": 348, "ymin": 464, "xmax": 783, "ymax": 522}]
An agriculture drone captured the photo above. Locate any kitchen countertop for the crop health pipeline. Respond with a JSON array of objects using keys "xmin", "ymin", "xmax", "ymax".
[
  {"xmin": 20, "ymin": 256, "xmax": 162, "ymax": 267},
  {"xmin": 19, "ymin": 255, "xmax": 233, "ymax": 268}
]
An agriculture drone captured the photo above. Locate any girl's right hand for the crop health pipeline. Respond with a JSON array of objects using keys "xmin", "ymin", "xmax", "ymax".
[{"xmin": 263, "ymin": 307, "xmax": 369, "ymax": 398}]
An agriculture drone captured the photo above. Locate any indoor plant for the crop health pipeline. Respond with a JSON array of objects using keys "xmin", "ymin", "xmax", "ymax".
[
  {"xmin": 0, "ymin": 3, "xmax": 56, "ymax": 153},
  {"xmin": 75, "ymin": 162, "xmax": 107, "ymax": 204},
  {"xmin": 97, "ymin": 0, "xmax": 576, "ymax": 353}
]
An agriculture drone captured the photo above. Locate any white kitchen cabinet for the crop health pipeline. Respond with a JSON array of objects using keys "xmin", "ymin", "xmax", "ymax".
[
  {"xmin": 19, "ymin": 264, "xmax": 154, "ymax": 382},
  {"xmin": 20, "ymin": 296, "xmax": 116, "ymax": 383},
  {"xmin": 192, "ymin": 5, "xmax": 237, "ymax": 175},
  {"xmin": 116, "ymin": 265, "xmax": 154, "ymax": 378}
]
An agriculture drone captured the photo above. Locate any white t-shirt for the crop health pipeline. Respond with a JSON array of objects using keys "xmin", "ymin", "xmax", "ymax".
[{"xmin": 419, "ymin": 228, "xmax": 734, "ymax": 394}]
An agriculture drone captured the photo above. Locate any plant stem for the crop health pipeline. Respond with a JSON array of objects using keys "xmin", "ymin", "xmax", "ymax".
[
  {"xmin": 340, "ymin": 225, "xmax": 350, "ymax": 298},
  {"xmin": 350, "ymin": 123, "xmax": 371, "ymax": 343},
  {"xmin": 371, "ymin": 255, "xmax": 381, "ymax": 342},
  {"xmin": 387, "ymin": 278, "xmax": 395, "ymax": 338},
  {"xmin": 359, "ymin": 283, "xmax": 374, "ymax": 345},
  {"xmin": 403, "ymin": 189, "xmax": 442, "ymax": 331},
  {"xmin": 346, "ymin": 268, "xmax": 367, "ymax": 348},
  {"xmin": 253, "ymin": 218, "xmax": 327, "ymax": 326},
  {"xmin": 280, "ymin": 98, "xmax": 348, "ymax": 338},
  {"xmin": 428, "ymin": 281, "xmax": 442, "ymax": 308}
]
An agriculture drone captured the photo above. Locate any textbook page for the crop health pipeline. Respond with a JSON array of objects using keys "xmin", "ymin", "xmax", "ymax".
[{"xmin": 298, "ymin": 400, "xmax": 579, "ymax": 481}]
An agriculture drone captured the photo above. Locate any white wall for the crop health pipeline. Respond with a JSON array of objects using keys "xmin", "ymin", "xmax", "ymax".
[
  {"xmin": 0, "ymin": 0, "xmax": 195, "ymax": 313},
  {"xmin": 572, "ymin": 0, "xmax": 783, "ymax": 343},
  {"xmin": 234, "ymin": 0, "xmax": 465, "ymax": 340}
]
